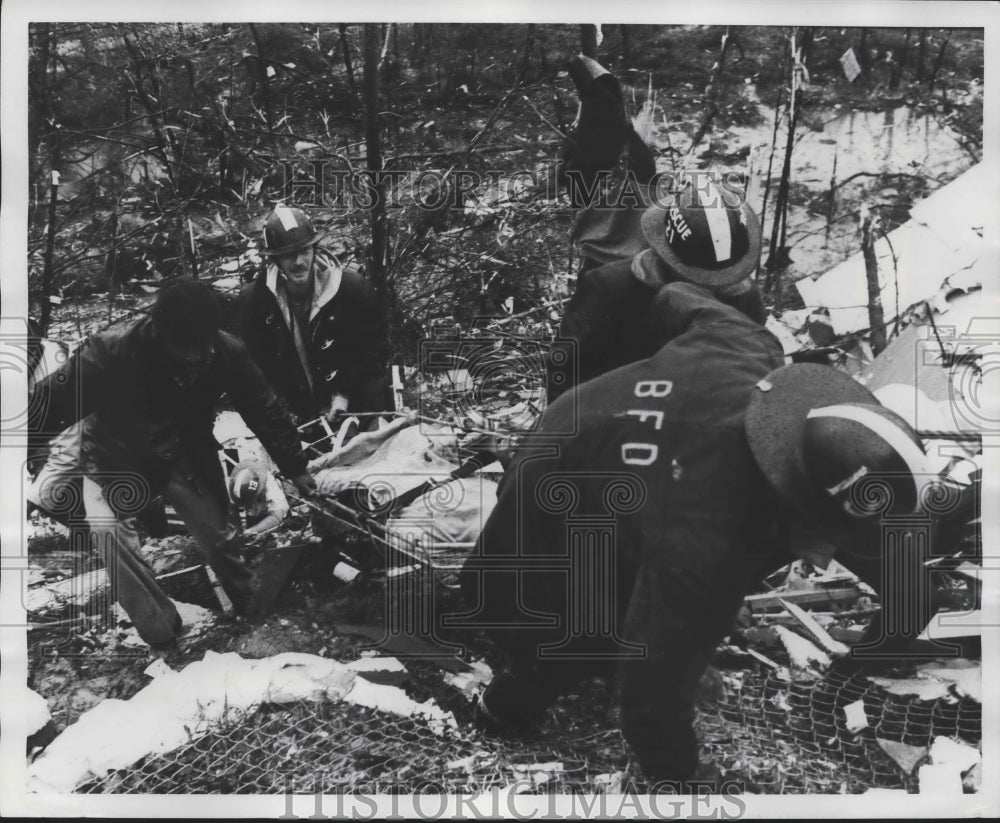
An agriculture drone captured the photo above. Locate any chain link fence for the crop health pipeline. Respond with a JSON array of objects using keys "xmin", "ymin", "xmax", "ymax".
[{"xmin": 78, "ymin": 664, "xmax": 980, "ymax": 794}]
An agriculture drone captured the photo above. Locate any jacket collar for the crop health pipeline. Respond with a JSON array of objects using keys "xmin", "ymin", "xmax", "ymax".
[
  {"xmin": 265, "ymin": 249, "xmax": 344, "ymax": 325},
  {"xmin": 631, "ymin": 248, "xmax": 669, "ymax": 289}
]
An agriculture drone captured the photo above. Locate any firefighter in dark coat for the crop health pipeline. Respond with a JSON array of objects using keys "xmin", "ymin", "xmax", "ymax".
[
  {"xmin": 459, "ymin": 282, "xmax": 786, "ymax": 784},
  {"xmin": 238, "ymin": 205, "xmax": 391, "ymax": 426},
  {"xmin": 458, "ymin": 284, "xmax": 947, "ymax": 786},
  {"xmin": 547, "ymin": 180, "xmax": 767, "ymax": 404},
  {"xmin": 28, "ymin": 278, "xmax": 316, "ymax": 648}
]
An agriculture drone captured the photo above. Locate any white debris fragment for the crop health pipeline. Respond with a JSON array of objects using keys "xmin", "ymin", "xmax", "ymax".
[
  {"xmin": 842, "ymin": 699, "xmax": 869, "ymax": 734},
  {"xmin": 344, "ymin": 678, "xmax": 457, "ymax": 735},
  {"xmin": 446, "ymin": 754, "xmax": 479, "ymax": 772},
  {"xmin": 918, "ymin": 737, "xmax": 981, "ymax": 795},
  {"xmin": 443, "ymin": 659, "xmax": 494, "ymax": 698},
  {"xmin": 868, "ymin": 660, "xmax": 981, "ymax": 704},
  {"xmin": 26, "ymin": 569, "xmax": 107, "ymax": 613},
  {"xmin": 347, "ymin": 656, "xmax": 407, "ymax": 673},
  {"xmin": 143, "ymin": 659, "xmax": 174, "ymax": 680},
  {"xmin": 592, "ymin": 771, "xmax": 627, "ymax": 793},
  {"xmin": 875, "ymin": 738, "xmax": 928, "ymax": 775},
  {"xmin": 23, "ymin": 687, "xmax": 53, "ymax": 738},
  {"xmin": 774, "ymin": 625, "xmax": 831, "ymax": 676}
]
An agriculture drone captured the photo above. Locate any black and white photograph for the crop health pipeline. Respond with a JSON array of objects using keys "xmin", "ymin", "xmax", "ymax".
[{"xmin": 1, "ymin": 1, "xmax": 996, "ymax": 818}]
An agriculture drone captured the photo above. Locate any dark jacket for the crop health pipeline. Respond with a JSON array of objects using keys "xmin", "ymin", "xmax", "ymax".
[
  {"xmin": 28, "ymin": 316, "xmax": 308, "ymax": 490},
  {"xmin": 461, "ymin": 283, "xmax": 785, "ymax": 777},
  {"xmin": 238, "ymin": 250, "xmax": 389, "ymax": 422},
  {"xmin": 547, "ymin": 253, "xmax": 767, "ymax": 404}
]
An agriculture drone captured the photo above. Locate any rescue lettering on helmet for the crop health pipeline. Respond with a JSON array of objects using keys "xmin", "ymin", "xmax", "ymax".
[
  {"xmin": 634, "ymin": 380, "xmax": 672, "ymax": 398},
  {"xmin": 668, "ymin": 206, "xmax": 692, "ymax": 242}
]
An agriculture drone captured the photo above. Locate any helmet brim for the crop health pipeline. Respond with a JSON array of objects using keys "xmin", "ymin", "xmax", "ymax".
[
  {"xmin": 261, "ymin": 231, "xmax": 327, "ymax": 257},
  {"xmin": 745, "ymin": 363, "xmax": 876, "ymax": 516},
  {"xmin": 641, "ymin": 200, "xmax": 761, "ymax": 288}
]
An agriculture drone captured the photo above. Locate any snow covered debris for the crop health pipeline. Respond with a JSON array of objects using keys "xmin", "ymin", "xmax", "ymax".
[
  {"xmin": 347, "ymin": 656, "xmax": 407, "ymax": 673},
  {"xmin": 113, "ymin": 600, "xmax": 216, "ymax": 648},
  {"xmin": 868, "ymin": 659, "xmax": 981, "ymax": 703},
  {"xmin": 773, "ymin": 625, "xmax": 831, "ymax": 677},
  {"xmin": 345, "ymin": 677, "xmax": 457, "ymax": 735},
  {"xmin": 26, "ymin": 570, "xmax": 107, "ymax": 614},
  {"xmin": 28, "ymin": 650, "xmax": 456, "ymax": 793},
  {"xmin": 918, "ymin": 737, "xmax": 981, "ymax": 795}
]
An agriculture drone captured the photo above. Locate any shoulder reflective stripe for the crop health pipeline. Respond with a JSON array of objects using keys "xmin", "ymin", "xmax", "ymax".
[
  {"xmin": 702, "ymin": 182, "xmax": 732, "ymax": 263},
  {"xmin": 275, "ymin": 205, "xmax": 299, "ymax": 231},
  {"xmin": 807, "ymin": 404, "xmax": 930, "ymax": 504}
]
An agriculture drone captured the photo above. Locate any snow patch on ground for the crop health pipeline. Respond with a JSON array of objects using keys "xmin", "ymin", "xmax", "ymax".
[{"xmin": 28, "ymin": 649, "xmax": 457, "ymax": 793}]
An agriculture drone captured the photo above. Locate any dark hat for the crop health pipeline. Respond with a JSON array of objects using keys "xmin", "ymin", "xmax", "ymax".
[
  {"xmin": 151, "ymin": 277, "xmax": 221, "ymax": 339},
  {"xmin": 262, "ymin": 205, "xmax": 326, "ymax": 256},
  {"xmin": 641, "ymin": 179, "xmax": 761, "ymax": 289},
  {"xmin": 745, "ymin": 364, "xmax": 931, "ymax": 520}
]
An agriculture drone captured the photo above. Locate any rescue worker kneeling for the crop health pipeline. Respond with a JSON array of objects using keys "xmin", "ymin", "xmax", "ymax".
[{"xmin": 455, "ymin": 283, "xmax": 947, "ymax": 786}]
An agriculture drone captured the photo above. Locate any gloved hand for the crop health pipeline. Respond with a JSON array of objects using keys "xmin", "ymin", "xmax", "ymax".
[{"xmin": 291, "ymin": 472, "xmax": 317, "ymax": 499}]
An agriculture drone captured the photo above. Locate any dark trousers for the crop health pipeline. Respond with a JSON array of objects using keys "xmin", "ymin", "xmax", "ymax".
[
  {"xmin": 480, "ymin": 554, "xmax": 758, "ymax": 784},
  {"xmin": 85, "ymin": 461, "xmax": 250, "ymax": 646}
]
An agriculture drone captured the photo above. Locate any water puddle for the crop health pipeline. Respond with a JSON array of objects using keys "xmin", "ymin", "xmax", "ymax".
[{"xmin": 657, "ymin": 99, "xmax": 978, "ymax": 287}]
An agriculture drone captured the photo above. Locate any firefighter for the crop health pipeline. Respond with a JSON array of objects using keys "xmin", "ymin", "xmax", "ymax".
[
  {"xmin": 548, "ymin": 178, "xmax": 766, "ymax": 404},
  {"xmin": 460, "ymin": 282, "xmax": 785, "ymax": 786},
  {"xmin": 459, "ymin": 284, "xmax": 947, "ymax": 786},
  {"xmin": 238, "ymin": 205, "xmax": 391, "ymax": 429},
  {"xmin": 28, "ymin": 278, "xmax": 316, "ymax": 649}
]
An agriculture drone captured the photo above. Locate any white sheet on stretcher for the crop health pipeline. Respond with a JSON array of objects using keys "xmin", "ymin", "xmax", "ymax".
[{"xmin": 308, "ymin": 417, "xmax": 498, "ymax": 558}]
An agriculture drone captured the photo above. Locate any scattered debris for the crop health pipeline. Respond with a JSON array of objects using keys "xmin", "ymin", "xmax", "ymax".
[
  {"xmin": 443, "ymin": 659, "xmax": 494, "ymax": 699},
  {"xmin": 875, "ymin": 738, "xmax": 928, "ymax": 776},
  {"xmin": 346, "ymin": 655, "xmax": 409, "ymax": 686},
  {"xmin": 842, "ymin": 699, "xmax": 869, "ymax": 734},
  {"xmin": 745, "ymin": 586, "xmax": 861, "ymax": 613},
  {"xmin": 917, "ymin": 736, "xmax": 981, "ymax": 795},
  {"xmin": 868, "ymin": 659, "xmax": 981, "ymax": 704},
  {"xmin": 773, "ymin": 625, "xmax": 831, "ymax": 677},
  {"xmin": 778, "ymin": 598, "xmax": 851, "ymax": 657}
]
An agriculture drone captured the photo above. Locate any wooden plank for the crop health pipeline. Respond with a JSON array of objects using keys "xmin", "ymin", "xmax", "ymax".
[
  {"xmin": 779, "ymin": 597, "xmax": 851, "ymax": 657},
  {"xmin": 745, "ymin": 586, "xmax": 861, "ymax": 612}
]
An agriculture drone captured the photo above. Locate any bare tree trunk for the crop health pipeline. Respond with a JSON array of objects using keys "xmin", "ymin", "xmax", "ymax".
[
  {"xmin": 927, "ymin": 35, "xmax": 949, "ymax": 90},
  {"xmin": 39, "ymin": 170, "xmax": 60, "ymax": 334},
  {"xmin": 858, "ymin": 28, "xmax": 871, "ymax": 76},
  {"xmin": 620, "ymin": 24, "xmax": 632, "ymax": 67},
  {"xmin": 765, "ymin": 29, "xmax": 801, "ymax": 279},
  {"xmin": 363, "ymin": 23, "xmax": 389, "ymax": 308},
  {"xmin": 338, "ymin": 24, "xmax": 360, "ymax": 104},
  {"xmin": 28, "ymin": 26, "xmax": 54, "ymax": 200},
  {"xmin": 580, "ymin": 24, "xmax": 599, "ymax": 60},
  {"xmin": 916, "ymin": 29, "xmax": 927, "ymax": 81},
  {"xmin": 248, "ymin": 24, "xmax": 274, "ymax": 129},
  {"xmin": 861, "ymin": 210, "xmax": 887, "ymax": 355}
]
